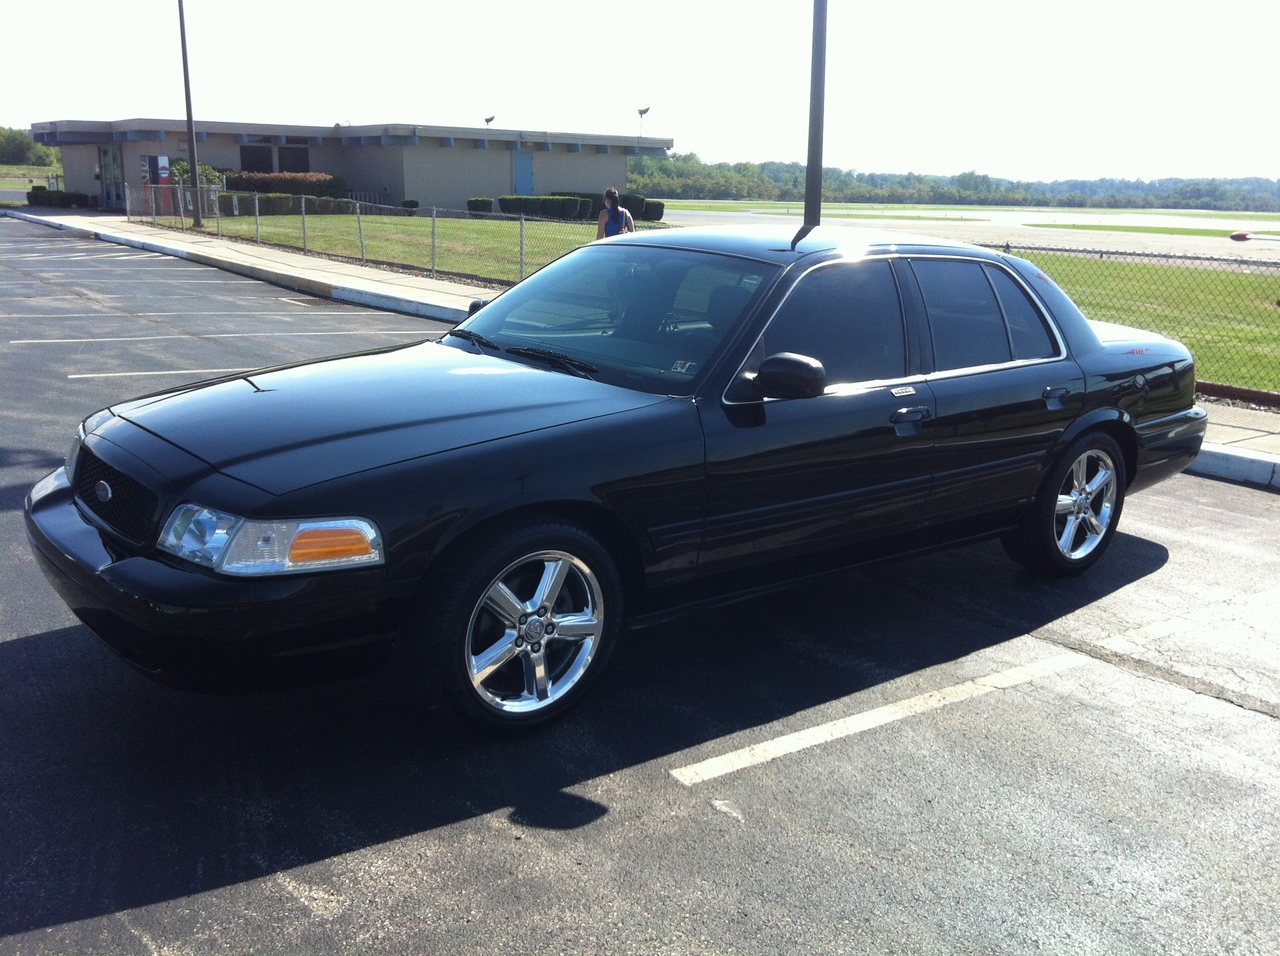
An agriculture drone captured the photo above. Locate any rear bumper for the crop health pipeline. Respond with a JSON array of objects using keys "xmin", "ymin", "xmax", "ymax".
[
  {"xmin": 1130, "ymin": 404, "xmax": 1208, "ymax": 494},
  {"xmin": 25, "ymin": 468, "xmax": 410, "ymax": 690}
]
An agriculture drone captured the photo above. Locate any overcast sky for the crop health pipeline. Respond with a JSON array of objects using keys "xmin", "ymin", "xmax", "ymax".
[{"xmin": 4, "ymin": 0, "xmax": 1276, "ymax": 182}]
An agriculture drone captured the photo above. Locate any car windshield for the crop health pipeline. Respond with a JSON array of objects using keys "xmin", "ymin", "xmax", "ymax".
[{"xmin": 446, "ymin": 243, "xmax": 777, "ymax": 394}]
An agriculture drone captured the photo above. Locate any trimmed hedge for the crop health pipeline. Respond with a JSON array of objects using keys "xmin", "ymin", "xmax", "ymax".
[
  {"xmin": 212, "ymin": 192, "xmax": 359, "ymax": 216},
  {"xmin": 221, "ymin": 172, "xmax": 349, "ymax": 199},
  {"xmin": 27, "ymin": 189, "xmax": 92, "ymax": 208},
  {"xmin": 467, "ymin": 197, "xmax": 494, "ymax": 214}
]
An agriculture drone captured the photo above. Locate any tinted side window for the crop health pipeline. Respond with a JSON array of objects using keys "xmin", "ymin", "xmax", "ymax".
[
  {"xmin": 760, "ymin": 261, "xmax": 906, "ymax": 385},
  {"xmin": 910, "ymin": 259, "xmax": 1011, "ymax": 371},
  {"xmin": 985, "ymin": 266, "xmax": 1056, "ymax": 360}
]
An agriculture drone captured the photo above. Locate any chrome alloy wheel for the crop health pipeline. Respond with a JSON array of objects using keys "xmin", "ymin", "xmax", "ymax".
[
  {"xmin": 465, "ymin": 549, "xmax": 604, "ymax": 715},
  {"xmin": 1052, "ymin": 447, "xmax": 1119, "ymax": 562}
]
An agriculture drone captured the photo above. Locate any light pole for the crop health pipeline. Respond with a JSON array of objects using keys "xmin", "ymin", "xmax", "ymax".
[
  {"xmin": 178, "ymin": 0, "xmax": 202, "ymax": 227},
  {"xmin": 792, "ymin": 0, "xmax": 827, "ymax": 248}
]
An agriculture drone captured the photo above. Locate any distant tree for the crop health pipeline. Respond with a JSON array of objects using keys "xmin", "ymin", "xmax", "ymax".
[
  {"xmin": 0, "ymin": 127, "xmax": 36, "ymax": 164},
  {"xmin": 627, "ymin": 155, "xmax": 1280, "ymax": 212}
]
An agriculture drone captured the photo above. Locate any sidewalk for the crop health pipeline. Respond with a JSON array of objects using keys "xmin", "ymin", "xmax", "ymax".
[{"xmin": 7, "ymin": 207, "xmax": 1279, "ymax": 492}]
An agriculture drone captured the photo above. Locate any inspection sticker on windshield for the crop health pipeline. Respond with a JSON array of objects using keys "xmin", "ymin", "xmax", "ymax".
[{"xmin": 671, "ymin": 360, "xmax": 699, "ymax": 375}]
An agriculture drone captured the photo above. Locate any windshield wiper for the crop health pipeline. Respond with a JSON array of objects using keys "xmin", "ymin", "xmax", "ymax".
[
  {"xmin": 443, "ymin": 328, "xmax": 502, "ymax": 351},
  {"xmin": 505, "ymin": 346, "xmax": 599, "ymax": 379}
]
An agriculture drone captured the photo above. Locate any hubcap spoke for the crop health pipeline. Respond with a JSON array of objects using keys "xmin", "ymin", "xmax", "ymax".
[
  {"xmin": 483, "ymin": 581, "xmax": 527, "ymax": 627},
  {"xmin": 473, "ymin": 629, "xmax": 521, "ymax": 683},
  {"xmin": 523, "ymin": 649, "xmax": 551, "ymax": 700},
  {"xmin": 532, "ymin": 557, "xmax": 571, "ymax": 611},
  {"xmin": 551, "ymin": 612, "xmax": 600, "ymax": 642},
  {"xmin": 1085, "ymin": 465, "xmax": 1114, "ymax": 499},
  {"xmin": 1057, "ymin": 514, "xmax": 1082, "ymax": 553}
]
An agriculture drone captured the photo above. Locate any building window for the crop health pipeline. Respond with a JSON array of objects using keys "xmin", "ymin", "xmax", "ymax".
[
  {"xmin": 240, "ymin": 145, "xmax": 273, "ymax": 173},
  {"xmin": 278, "ymin": 146, "xmax": 310, "ymax": 173}
]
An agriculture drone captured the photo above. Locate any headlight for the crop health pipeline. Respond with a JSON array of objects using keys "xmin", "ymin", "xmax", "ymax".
[{"xmin": 158, "ymin": 504, "xmax": 384, "ymax": 576}]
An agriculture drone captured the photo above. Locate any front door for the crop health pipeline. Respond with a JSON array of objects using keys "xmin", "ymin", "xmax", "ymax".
[
  {"xmin": 513, "ymin": 150, "xmax": 534, "ymax": 195},
  {"xmin": 698, "ymin": 260, "xmax": 935, "ymax": 574},
  {"xmin": 98, "ymin": 145, "xmax": 125, "ymax": 209}
]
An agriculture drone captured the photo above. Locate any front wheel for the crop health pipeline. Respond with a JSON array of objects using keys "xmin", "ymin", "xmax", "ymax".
[
  {"xmin": 1003, "ymin": 432, "xmax": 1127, "ymax": 576},
  {"xmin": 406, "ymin": 520, "xmax": 622, "ymax": 732}
]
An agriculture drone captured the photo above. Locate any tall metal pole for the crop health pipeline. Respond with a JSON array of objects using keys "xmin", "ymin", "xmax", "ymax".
[
  {"xmin": 178, "ymin": 0, "xmax": 203, "ymax": 227},
  {"xmin": 793, "ymin": 0, "xmax": 827, "ymax": 249}
]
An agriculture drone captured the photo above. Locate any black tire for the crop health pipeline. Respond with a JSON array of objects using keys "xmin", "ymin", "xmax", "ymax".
[
  {"xmin": 1003, "ymin": 432, "xmax": 1127, "ymax": 576},
  {"xmin": 406, "ymin": 519, "xmax": 622, "ymax": 732}
]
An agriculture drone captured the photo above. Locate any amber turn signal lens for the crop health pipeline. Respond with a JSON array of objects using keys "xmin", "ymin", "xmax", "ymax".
[{"xmin": 288, "ymin": 527, "xmax": 374, "ymax": 563}]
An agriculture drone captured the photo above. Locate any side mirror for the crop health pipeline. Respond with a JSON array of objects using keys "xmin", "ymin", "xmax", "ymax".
[
  {"xmin": 753, "ymin": 352, "xmax": 827, "ymax": 399},
  {"xmin": 468, "ymin": 298, "xmax": 489, "ymax": 317}
]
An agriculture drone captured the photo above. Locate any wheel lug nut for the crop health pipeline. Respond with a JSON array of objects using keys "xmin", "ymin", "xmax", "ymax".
[{"xmin": 531, "ymin": 642, "xmax": 542, "ymax": 653}]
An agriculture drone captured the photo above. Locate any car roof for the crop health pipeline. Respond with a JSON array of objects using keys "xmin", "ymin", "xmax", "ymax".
[{"xmin": 609, "ymin": 225, "xmax": 996, "ymax": 266}]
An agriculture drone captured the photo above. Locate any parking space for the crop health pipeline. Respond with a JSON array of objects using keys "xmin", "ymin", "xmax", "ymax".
[{"xmin": 3, "ymin": 219, "xmax": 1279, "ymax": 955}]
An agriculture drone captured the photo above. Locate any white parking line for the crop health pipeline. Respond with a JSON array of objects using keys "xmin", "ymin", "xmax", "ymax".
[
  {"xmin": 670, "ymin": 652, "xmax": 1089, "ymax": 786},
  {"xmin": 13, "ymin": 330, "xmax": 431, "ymax": 344}
]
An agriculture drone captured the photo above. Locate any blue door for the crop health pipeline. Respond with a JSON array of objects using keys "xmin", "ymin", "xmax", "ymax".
[{"xmin": 513, "ymin": 150, "xmax": 534, "ymax": 195}]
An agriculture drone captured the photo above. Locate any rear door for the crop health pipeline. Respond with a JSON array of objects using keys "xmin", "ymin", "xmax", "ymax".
[{"xmin": 906, "ymin": 256, "xmax": 1085, "ymax": 525}]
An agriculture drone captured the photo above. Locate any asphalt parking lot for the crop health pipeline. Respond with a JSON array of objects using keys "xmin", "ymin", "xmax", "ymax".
[{"xmin": 3, "ymin": 217, "xmax": 1279, "ymax": 955}]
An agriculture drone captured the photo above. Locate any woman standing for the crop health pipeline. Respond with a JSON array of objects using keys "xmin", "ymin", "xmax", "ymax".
[{"xmin": 596, "ymin": 187, "xmax": 636, "ymax": 239}]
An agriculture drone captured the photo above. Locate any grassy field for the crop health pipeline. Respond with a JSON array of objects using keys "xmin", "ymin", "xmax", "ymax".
[
  {"xmin": 193, "ymin": 210, "xmax": 599, "ymax": 284},
  {"xmin": 0, "ymin": 163, "xmax": 61, "ymax": 192},
  {"xmin": 1015, "ymin": 250, "xmax": 1279, "ymax": 392}
]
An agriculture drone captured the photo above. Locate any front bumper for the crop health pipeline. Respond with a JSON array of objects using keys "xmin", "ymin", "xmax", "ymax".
[{"xmin": 25, "ymin": 468, "xmax": 412, "ymax": 691}]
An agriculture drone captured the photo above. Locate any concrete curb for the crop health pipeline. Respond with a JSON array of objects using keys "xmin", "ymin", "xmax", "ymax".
[{"xmin": 1187, "ymin": 443, "xmax": 1280, "ymax": 492}]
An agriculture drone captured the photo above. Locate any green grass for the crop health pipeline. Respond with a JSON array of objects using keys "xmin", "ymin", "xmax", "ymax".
[
  {"xmin": 167, "ymin": 210, "xmax": 598, "ymax": 284},
  {"xmin": 0, "ymin": 163, "xmax": 61, "ymax": 191},
  {"xmin": 1016, "ymin": 250, "xmax": 1280, "ymax": 392}
]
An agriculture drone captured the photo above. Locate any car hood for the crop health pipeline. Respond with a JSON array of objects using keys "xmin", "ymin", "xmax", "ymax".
[{"xmin": 110, "ymin": 342, "xmax": 671, "ymax": 495}]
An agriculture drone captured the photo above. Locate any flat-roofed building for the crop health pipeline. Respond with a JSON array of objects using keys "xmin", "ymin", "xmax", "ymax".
[{"xmin": 31, "ymin": 117, "xmax": 672, "ymax": 212}]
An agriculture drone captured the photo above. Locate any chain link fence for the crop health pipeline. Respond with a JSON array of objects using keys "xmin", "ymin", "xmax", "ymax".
[
  {"xmin": 993, "ymin": 245, "xmax": 1280, "ymax": 397},
  {"xmin": 128, "ymin": 185, "xmax": 1280, "ymax": 398}
]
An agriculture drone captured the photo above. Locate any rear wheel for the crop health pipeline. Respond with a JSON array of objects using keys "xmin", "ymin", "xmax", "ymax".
[
  {"xmin": 1003, "ymin": 432, "xmax": 1126, "ymax": 576},
  {"xmin": 406, "ymin": 520, "xmax": 621, "ymax": 732}
]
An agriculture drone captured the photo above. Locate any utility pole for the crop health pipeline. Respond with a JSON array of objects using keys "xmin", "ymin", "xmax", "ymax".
[{"xmin": 178, "ymin": 0, "xmax": 202, "ymax": 227}]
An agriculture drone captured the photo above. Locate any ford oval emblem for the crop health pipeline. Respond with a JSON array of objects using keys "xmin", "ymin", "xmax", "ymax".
[{"xmin": 95, "ymin": 480, "xmax": 113, "ymax": 503}]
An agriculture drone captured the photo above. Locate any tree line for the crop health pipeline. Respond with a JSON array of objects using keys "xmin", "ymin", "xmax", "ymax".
[
  {"xmin": 0, "ymin": 128, "xmax": 58, "ymax": 166},
  {"xmin": 626, "ymin": 153, "xmax": 1280, "ymax": 212}
]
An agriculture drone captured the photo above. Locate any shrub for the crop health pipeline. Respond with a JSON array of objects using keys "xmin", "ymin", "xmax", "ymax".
[
  {"xmin": 467, "ymin": 197, "xmax": 493, "ymax": 214},
  {"xmin": 221, "ymin": 172, "xmax": 348, "ymax": 199},
  {"xmin": 641, "ymin": 199, "xmax": 665, "ymax": 221},
  {"xmin": 619, "ymin": 192, "xmax": 645, "ymax": 219},
  {"xmin": 401, "ymin": 199, "xmax": 420, "ymax": 216},
  {"xmin": 26, "ymin": 189, "xmax": 91, "ymax": 208}
]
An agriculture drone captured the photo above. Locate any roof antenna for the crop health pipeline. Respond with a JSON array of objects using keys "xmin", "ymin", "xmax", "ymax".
[{"xmin": 792, "ymin": 0, "xmax": 828, "ymax": 251}]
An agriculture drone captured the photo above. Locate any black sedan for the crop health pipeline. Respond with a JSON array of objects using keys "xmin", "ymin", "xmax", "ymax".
[{"xmin": 25, "ymin": 226, "xmax": 1207, "ymax": 730}]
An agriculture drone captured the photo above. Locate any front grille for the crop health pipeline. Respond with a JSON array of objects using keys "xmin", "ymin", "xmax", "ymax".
[{"xmin": 74, "ymin": 447, "xmax": 161, "ymax": 544}]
